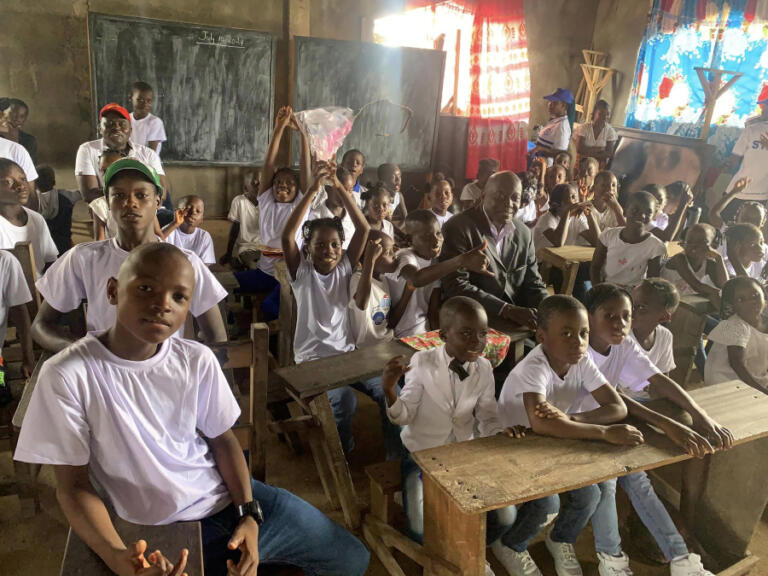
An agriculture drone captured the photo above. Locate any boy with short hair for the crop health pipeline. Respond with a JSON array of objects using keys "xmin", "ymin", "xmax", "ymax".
[
  {"xmin": 220, "ymin": 170, "xmax": 261, "ymax": 269},
  {"xmin": 129, "ymin": 81, "xmax": 167, "ymax": 154},
  {"xmin": 163, "ymin": 195, "xmax": 216, "ymax": 266},
  {"xmin": 460, "ymin": 157, "xmax": 499, "ymax": 211},
  {"xmin": 15, "ymin": 242, "xmax": 369, "ymax": 576},
  {"xmin": 0, "ymin": 249, "xmax": 34, "ymax": 383},
  {"xmin": 377, "ymin": 162, "xmax": 408, "ymax": 226},
  {"xmin": 341, "ymin": 148, "xmax": 367, "ymax": 208},
  {"xmin": 32, "ymin": 158, "xmax": 227, "ymax": 352},
  {"xmin": 499, "ymin": 294, "xmax": 643, "ymax": 576}
]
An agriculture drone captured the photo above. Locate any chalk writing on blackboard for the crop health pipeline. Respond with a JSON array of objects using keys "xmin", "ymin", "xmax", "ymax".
[{"xmin": 196, "ymin": 30, "xmax": 246, "ymax": 49}]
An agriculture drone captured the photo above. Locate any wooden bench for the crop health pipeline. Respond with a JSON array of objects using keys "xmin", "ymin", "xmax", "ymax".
[{"xmin": 411, "ymin": 381, "xmax": 768, "ymax": 576}]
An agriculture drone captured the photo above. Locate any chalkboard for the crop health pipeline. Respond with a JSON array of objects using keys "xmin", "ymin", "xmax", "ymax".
[
  {"xmin": 88, "ymin": 13, "xmax": 276, "ymax": 165},
  {"xmin": 292, "ymin": 37, "xmax": 445, "ymax": 171}
]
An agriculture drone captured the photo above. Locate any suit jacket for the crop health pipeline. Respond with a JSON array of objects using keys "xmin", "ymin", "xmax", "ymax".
[{"xmin": 440, "ymin": 206, "xmax": 549, "ymax": 315}]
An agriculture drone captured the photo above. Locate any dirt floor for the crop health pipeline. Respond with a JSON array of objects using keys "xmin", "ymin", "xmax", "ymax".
[{"xmin": 1, "ymin": 385, "xmax": 767, "ymax": 575}]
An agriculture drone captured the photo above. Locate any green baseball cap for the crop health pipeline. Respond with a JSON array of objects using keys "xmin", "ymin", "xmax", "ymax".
[{"xmin": 103, "ymin": 158, "xmax": 163, "ymax": 198}]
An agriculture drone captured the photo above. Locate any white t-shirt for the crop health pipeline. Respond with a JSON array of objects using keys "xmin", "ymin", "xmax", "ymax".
[
  {"xmin": 705, "ymin": 315, "xmax": 768, "ymax": 389},
  {"xmin": 599, "ymin": 227, "xmax": 667, "ymax": 288},
  {"xmin": 227, "ymin": 194, "xmax": 261, "ymax": 256},
  {"xmin": 518, "ymin": 200, "xmax": 538, "ymax": 224},
  {"xmin": 619, "ymin": 327, "xmax": 675, "ymax": 400},
  {"xmin": 380, "ymin": 219, "xmax": 395, "ymax": 239},
  {"xmin": 652, "ymin": 212, "xmax": 669, "ymax": 231},
  {"xmin": 36, "ymin": 239, "xmax": 227, "ymax": 336},
  {"xmin": 291, "ymin": 254, "xmax": 355, "ymax": 363},
  {"xmin": 130, "ymin": 113, "xmax": 167, "ymax": 155},
  {"xmin": 0, "ymin": 138, "xmax": 38, "ymax": 182},
  {"xmin": 165, "ymin": 228, "xmax": 216, "ymax": 265},
  {"xmin": 574, "ymin": 122, "xmax": 617, "ymax": 148},
  {"xmin": 533, "ymin": 211, "xmax": 590, "ymax": 252},
  {"xmin": 0, "ymin": 250, "xmax": 32, "ymax": 358},
  {"xmin": 461, "ymin": 181, "xmax": 483, "ymax": 202},
  {"xmin": 430, "ymin": 210, "xmax": 453, "ymax": 228},
  {"xmin": 88, "ymin": 196, "xmax": 118, "ymax": 239},
  {"xmin": 592, "ymin": 206, "xmax": 620, "ymax": 230},
  {"xmin": 14, "ymin": 333, "xmax": 238, "ymax": 525},
  {"xmin": 661, "ymin": 257, "xmax": 713, "ymax": 296},
  {"xmin": 498, "ymin": 344, "xmax": 609, "ymax": 427},
  {"xmin": 0, "ymin": 208, "xmax": 59, "ymax": 274},
  {"xmin": 348, "ymin": 271, "xmax": 393, "ymax": 349},
  {"xmin": 726, "ymin": 119, "xmax": 768, "ymax": 201},
  {"xmin": 75, "ymin": 139, "xmax": 165, "ymax": 187},
  {"xmin": 384, "ymin": 248, "xmax": 438, "ymax": 338},
  {"xmin": 536, "ymin": 116, "xmax": 571, "ymax": 167},
  {"xmin": 258, "ymin": 190, "xmax": 304, "ymax": 276}
]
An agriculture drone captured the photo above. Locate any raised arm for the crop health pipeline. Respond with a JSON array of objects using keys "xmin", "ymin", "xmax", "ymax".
[
  {"xmin": 353, "ymin": 238, "xmax": 382, "ymax": 310},
  {"xmin": 260, "ymin": 106, "xmax": 293, "ymax": 196},
  {"xmin": 160, "ymin": 208, "xmax": 185, "ymax": 240},
  {"xmin": 388, "ymin": 282, "xmax": 415, "ymax": 330},
  {"xmin": 710, "ymin": 178, "xmax": 749, "ymax": 229},
  {"xmin": 281, "ymin": 164, "xmax": 328, "ymax": 279},
  {"xmin": 653, "ymin": 188, "xmax": 693, "ymax": 242},
  {"xmin": 334, "ymin": 168, "xmax": 370, "ymax": 266},
  {"xmin": 400, "ymin": 240, "xmax": 493, "ymax": 288},
  {"xmin": 294, "ymin": 111, "xmax": 312, "ymax": 195}
]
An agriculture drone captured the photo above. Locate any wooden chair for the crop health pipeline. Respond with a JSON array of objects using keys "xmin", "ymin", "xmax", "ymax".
[{"xmin": 273, "ymin": 260, "xmax": 296, "ymax": 367}]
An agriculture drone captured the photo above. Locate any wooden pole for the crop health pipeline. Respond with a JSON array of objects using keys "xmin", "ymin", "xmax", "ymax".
[{"xmin": 695, "ymin": 67, "xmax": 742, "ymax": 141}]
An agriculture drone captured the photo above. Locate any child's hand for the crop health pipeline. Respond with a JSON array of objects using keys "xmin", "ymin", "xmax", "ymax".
[
  {"xmin": 275, "ymin": 106, "xmax": 293, "ymax": 130},
  {"xmin": 460, "ymin": 239, "xmax": 494, "ymax": 276},
  {"xmin": 603, "ymin": 424, "xmax": 645, "ymax": 446},
  {"xmin": 692, "ymin": 416, "xmax": 734, "ymax": 451},
  {"xmin": 382, "ymin": 355, "xmax": 410, "ymax": 392},
  {"xmin": 681, "ymin": 187, "xmax": 695, "ymax": 207},
  {"xmin": 226, "ymin": 517, "xmax": 260, "ymax": 576},
  {"xmin": 663, "ymin": 421, "xmax": 713, "ymax": 459},
  {"xmin": 534, "ymin": 401, "xmax": 568, "ymax": 420},
  {"xmin": 733, "ymin": 177, "xmax": 751, "ymax": 193},
  {"xmin": 288, "ymin": 110, "xmax": 302, "ymax": 132},
  {"xmin": 173, "ymin": 208, "xmax": 185, "ymax": 227},
  {"xmin": 504, "ymin": 425, "xmax": 527, "ymax": 439},
  {"xmin": 117, "ymin": 540, "xmax": 189, "ymax": 576},
  {"xmin": 310, "ymin": 162, "xmax": 332, "ymax": 193},
  {"xmin": 535, "ymin": 190, "xmax": 549, "ymax": 210},
  {"xmin": 364, "ymin": 237, "xmax": 383, "ymax": 263}
]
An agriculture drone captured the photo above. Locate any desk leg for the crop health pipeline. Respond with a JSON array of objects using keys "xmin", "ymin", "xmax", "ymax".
[
  {"xmin": 308, "ymin": 393, "xmax": 360, "ymax": 529},
  {"xmin": 561, "ymin": 262, "xmax": 579, "ymax": 296},
  {"xmin": 422, "ymin": 473, "xmax": 485, "ymax": 576}
]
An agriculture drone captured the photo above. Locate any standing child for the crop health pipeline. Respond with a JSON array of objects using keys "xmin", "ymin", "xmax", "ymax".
[
  {"xmin": 163, "ymin": 195, "xmax": 216, "ymax": 266},
  {"xmin": 591, "ymin": 191, "xmax": 667, "ymax": 288},
  {"xmin": 499, "ymin": 294, "xmax": 643, "ymax": 576},
  {"xmin": 427, "ymin": 177, "xmax": 454, "ymax": 227},
  {"xmin": 0, "ymin": 250, "xmax": 34, "ymax": 383},
  {"xmin": 384, "ymin": 297, "xmax": 534, "ymax": 576},
  {"xmin": 0, "ymin": 159, "xmax": 58, "ymax": 275},
  {"xmin": 128, "ymin": 81, "xmax": 167, "ymax": 154},
  {"xmin": 662, "ymin": 224, "xmax": 727, "ymax": 304},
  {"xmin": 705, "ymin": 276, "xmax": 768, "ymax": 391},
  {"xmin": 590, "ymin": 171, "xmax": 625, "ymax": 230},
  {"xmin": 460, "ymin": 158, "xmax": 499, "ymax": 211},
  {"xmin": 220, "ymin": 169, "xmax": 261, "ymax": 269},
  {"xmin": 723, "ymin": 223, "xmax": 765, "ymax": 278},
  {"xmin": 377, "ymin": 163, "xmax": 408, "ymax": 228},
  {"xmin": 361, "ymin": 183, "xmax": 395, "ymax": 238}
]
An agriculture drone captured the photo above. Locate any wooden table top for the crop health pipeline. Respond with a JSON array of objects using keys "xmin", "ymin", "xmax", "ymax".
[
  {"xmin": 413, "ymin": 381, "xmax": 768, "ymax": 515},
  {"xmin": 61, "ymin": 519, "xmax": 203, "ymax": 575},
  {"xmin": 679, "ymin": 293, "xmax": 712, "ymax": 314},
  {"xmin": 538, "ymin": 241, "xmax": 682, "ymax": 267},
  {"xmin": 488, "ymin": 318, "xmax": 534, "ymax": 342},
  {"xmin": 12, "ymin": 350, "xmax": 52, "ymax": 429}
]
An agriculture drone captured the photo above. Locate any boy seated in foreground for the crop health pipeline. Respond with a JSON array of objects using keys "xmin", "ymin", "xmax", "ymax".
[{"xmin": 14, "ymin": 243, "xmax": 369, "ymax": 576}]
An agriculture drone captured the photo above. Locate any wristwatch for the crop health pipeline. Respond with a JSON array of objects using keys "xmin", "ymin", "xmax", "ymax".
[{"xmin": 237, "ymin": 500, "xmax": 264, "ymax": 525}]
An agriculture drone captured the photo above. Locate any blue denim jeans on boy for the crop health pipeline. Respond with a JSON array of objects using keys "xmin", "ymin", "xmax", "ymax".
[
  {"xmin": 327, "ymin": 376, "xmax": 403, "ymax": 461},
  {"xmin": 591, "ymin": 474, "xmax": 688, "ymax": 560},
  {"xmin": 548, "ymin": 484, "xmax": 602, "ymax": 544},
  {"xmin": 233, "ymin": 269, "xmax": 281, "ymax": 321},
  {"xmin": 201, "ymin": 478, "xmax": 369, "ymax": 576}
]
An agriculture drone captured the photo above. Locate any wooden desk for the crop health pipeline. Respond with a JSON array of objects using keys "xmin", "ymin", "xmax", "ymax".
[
  {"xmin": 669, "ymin": 294, "xmax": 712, "ymax": 388},
  {"xmin": 61, "ymin": 519, "xmax": 203, "ymax": 575},
  {"xmin": 538, "ymin": 246, "xmax": 594, "ymax": 296},
  {"xmin": 413, "ymin": 381, "xmax": 768, "ymax": 575}
]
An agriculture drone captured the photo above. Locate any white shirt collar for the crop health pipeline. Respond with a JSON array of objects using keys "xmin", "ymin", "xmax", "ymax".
[{"xmin": 482, "ymin": 205, "xmax": 516, "ymax": 240}]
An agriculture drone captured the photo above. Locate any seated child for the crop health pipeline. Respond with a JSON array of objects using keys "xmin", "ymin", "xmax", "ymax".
[
  {"xmin": 35, "ymin": 165, "xmax": 79, "ymax": 255},
  {"xmin": 591, "ymin": 191, "xmax": 667, "ymax": 289},
  {"xmin": 341, "ymin": 148, "xmax": 367, "ymax": 207},
  {"xmin": 0, "ymin": 249, "xmax": 34, "ymax": 383},
  {"xmin": 385, "ymin": 209, "xmax": 492, "ymax": 338},
  {"xmin": 533, "ymin": 182, "xmax": 599, "ymax": 252},
  {"xmin": 309, "ymin": 166, "xmax": 356, "ymax": 250},
  {"xmin": 723, "ymin": 223, "xmax": 766, "ymax": 278},
  {"xmin": 90, "ymin": 149, "xmax": 123, "ymax": 241},
  {"xmin": 590, "ymin": 171, "xmax": 625, "ymax": 230},
  {"xmin": 129, "ymin": 81, "xmax": 167, "ymax": 153},
  {"xmin": 661, "ymin": 223, "xmax": 727, "ymax": 304},
  {"xmin": 555, "ymin": 150, "xmax": 572, "ymax": 177},
  {"xmin": 516, "ymin": 170, "xmax": 540, "ymax": 224},
  {"xmin": 33, "ymin": 158, "xmax": 227, "ymax": 351},
  {"xmin": 582, "ymin": 282, "xmax": 728, "ymax": 576},
  {"xmin": 384, "ymin": 296, "xmax": 528, "ymax": 576},
  {"xmin": 575, "ymin": 156, "xmax": 598, "ymax": 201},
  {"xmin": 361, "ymin": 182, "xmax": 395, "ymax": 238},
  {"xmin": 15, "ymin": 242, "xmax": 369, "ymax": 576},
  {"xmin": 377, "ymin": 162, "xmax": 407, "ymax": 227},
  {"xmin": 163, "ymin": 195, "xmax": 216, "ymax": 266},
  {"xmin": 498, "ymin": 294, "xmax": 643, "ymax": 576},
  {"xmin": 705, "ymin": 276, "xmax": 768, "ymax": 391},
  {"xmin": 0, "ymin": 158, "xmax": 58, "ymax": 275},
  {"xmin": 460, "ymin": 157, "xmax": 499, "ymax": 211},
  {"xmin": 427, "ymin": 176, "xmax": 454, "ymax": 227},
  {"xmin": 644, "ymin": 183, "xmax": 694, "ymax": 243},
  {"xmin": 221, "ymin": 168, "xmax": 261, "ymax": 269}
]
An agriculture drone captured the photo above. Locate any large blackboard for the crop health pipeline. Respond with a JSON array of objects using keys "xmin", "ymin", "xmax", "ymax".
[
  {"xmin": 88, "ymin": 13, "xmax": 275, "ymax": 165},
  {"xmin": 292, "ymin": 37, "xmax": 445, "ymax": 171}
]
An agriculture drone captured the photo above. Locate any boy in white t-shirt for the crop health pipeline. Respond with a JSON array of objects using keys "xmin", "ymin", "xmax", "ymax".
[
  {"xmin": 460, "ymin": 158, "xmax": 499, "ymax": 211},
  {"xmin": 498, "ymin": 295, "xmax": 642, "ymax": 576},
  {"xmin": 163, "ymin": 195, "xmax": 216, "ymax": 265},
  {"xmin": 129, "ymin": 81, "xmax": 167, "ymax": 154},
  {"xmin": 15, "ymin": 242, "xmax": 369, "ymax": 576},
  {"xmin": 32, "ymin": 158, "xmax": 227, "ymax": 352},
  {"xmin": 428, "ymin": 177, "xmax": 454, "ymax": 227},
  {"xmin": 0, "ymin": 250, "xmax": 33, "ymax": 382},
  {"xmin": 0, "ymin": 158, "xmax": 58, "ymax": 275},
  {"xmin": 221, "ymin": 169, "xmax": 261, "ymax": 269}
]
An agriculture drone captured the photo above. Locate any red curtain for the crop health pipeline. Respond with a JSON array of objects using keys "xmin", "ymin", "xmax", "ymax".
[{"xmin": 465, "ymin": 0, "xmax": 530, "ymax": 178}]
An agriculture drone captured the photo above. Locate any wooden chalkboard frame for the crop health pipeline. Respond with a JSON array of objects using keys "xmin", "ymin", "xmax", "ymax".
[
  {"xmin": 291, "ymin": 36, "xmax": 445, "ymax": 172},
  {"xmin": 87, "ymin": 12, "xmax": 276, "ymax": 166}
]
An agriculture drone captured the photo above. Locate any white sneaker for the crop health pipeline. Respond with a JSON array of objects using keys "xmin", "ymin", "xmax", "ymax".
[
  {"xmin": 545, "ymin": 532, "xmax": 583, "ymax": 576},
  {"xmin": 597, "ymin": 551, "xmax": 633, "ymax": 576},
  {"xmin": 491, "ymin": 540, "xmax": 543, "ymax": 576},
  {"xmin": 486, "ymin": 561, "xmax": 496, "ymax": 576},
  {"xmin": 670, "ymin": 554, "xmax": 714, "ymax": 576}
]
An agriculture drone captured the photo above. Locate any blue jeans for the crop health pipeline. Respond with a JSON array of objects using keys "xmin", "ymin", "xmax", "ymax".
[
  {"xmin": 327, "ymin": 377, "xmax": 403, "ymax": 461},
  {"xmin": 549, "ymin": 484, "xmax": 602, "ymax": 544},
  {"xmin": 591, "ymin": 473, "xmax": 688, "ymax": 560},
  {"xmin": 201, "ymin": 479, "xmax": 369, "ymax": 576},
  {"xmin": 233, "ymin": 269, "xmax": 280, "ymax": 321}
]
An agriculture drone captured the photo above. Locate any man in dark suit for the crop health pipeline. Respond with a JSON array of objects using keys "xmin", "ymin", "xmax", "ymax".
[{"xmin": 441, "ymin": 171, "xmax": 548, "ymax": 329}]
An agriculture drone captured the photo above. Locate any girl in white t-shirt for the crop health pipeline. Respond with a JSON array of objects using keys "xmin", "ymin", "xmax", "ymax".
[
  {"xmin": 705, "ymin": 276, "xmax": 768, "ymax": 390},
  {"xmin": 591, "ymin": 191, "xmax": 667, "ymax": 289},
  {"xmin": 643, "ymin": 182, "xmax": 694, "ymax": 243},
  {"xmin": 427, "ymin": 177, "xmax": 454, "ymax": 228},
  {"xmin": 361, "ymin": 183, "xmax": 395, "ymax": 239},
  {"xmin": 590, "ymin": 171, "xmax": 625, "ymax": 230},
  {"xmin": 661, "ymin": 223, "xmax": 727, "ymax": 302},
  {"xmin": 723, "ymin": 223, "xmax": 766, "ymax": 279}
]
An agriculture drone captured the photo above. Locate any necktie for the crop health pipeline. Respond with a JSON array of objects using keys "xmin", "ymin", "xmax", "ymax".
[{"xmin": 449, "ymin": 359, "xmax": 469, "ymax": 381}]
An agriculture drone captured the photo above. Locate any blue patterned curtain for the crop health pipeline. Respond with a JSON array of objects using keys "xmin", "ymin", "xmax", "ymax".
[{"xmin": 626, "ymin": 0, "xmax": 768, "ymax": 161}]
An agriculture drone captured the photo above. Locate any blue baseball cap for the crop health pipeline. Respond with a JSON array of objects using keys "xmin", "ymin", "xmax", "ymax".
[{"xmin": 543, "ymin": 88, "xmax": 574, "ymax": 105}]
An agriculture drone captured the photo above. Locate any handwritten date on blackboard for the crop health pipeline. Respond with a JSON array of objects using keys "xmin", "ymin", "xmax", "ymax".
[{"xmin": 196, "ymin": 30, "xmax": 246, "ymax": 49}]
